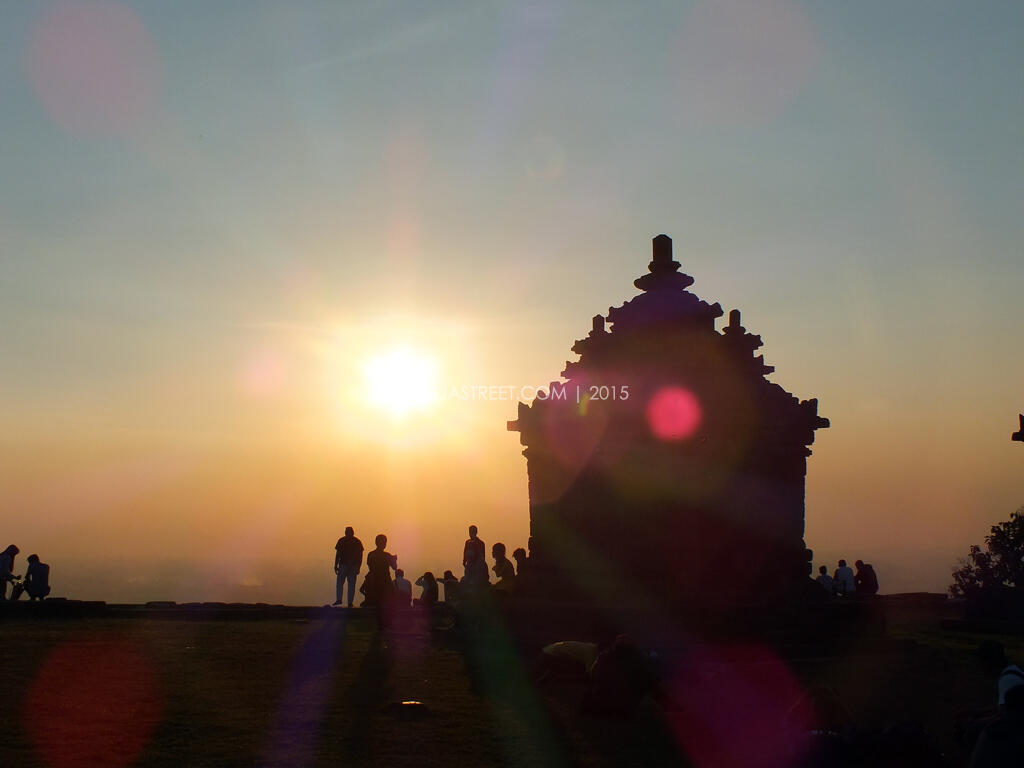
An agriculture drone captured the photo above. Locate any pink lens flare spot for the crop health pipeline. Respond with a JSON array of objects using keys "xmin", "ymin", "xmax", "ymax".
[
  {"xmin": 25, "ymin": 636, "xmax": 163, "ymax": 768},
  {"xmin": 26, "ymin": 1, "xmax": 160, "ymax": 137},
  {"xmin": 241, "ymin": 348, "xmax": 288, "ymax": 397},
  {"xmin": 646, "ymin": 386, "xmax": 702, "ymax": 441},
  {"xmin": 666, "ymin": 644, "xmax": 809, "ymax": 768}
]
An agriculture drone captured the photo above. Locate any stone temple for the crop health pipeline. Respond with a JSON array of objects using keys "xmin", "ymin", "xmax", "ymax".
[{"xmin": 508, "ymin": 234, "xmax": 829, "ymax": 611}]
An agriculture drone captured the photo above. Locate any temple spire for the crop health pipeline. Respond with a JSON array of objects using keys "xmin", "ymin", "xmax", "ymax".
[{"xmin": 634, "ymin": 234, "xmax": 694, "ymax": 291}]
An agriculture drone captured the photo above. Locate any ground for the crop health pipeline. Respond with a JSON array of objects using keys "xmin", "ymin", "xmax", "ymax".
[{"xmin": 0, "ymin": 604, "xmax": 1021, "ymax": 767}]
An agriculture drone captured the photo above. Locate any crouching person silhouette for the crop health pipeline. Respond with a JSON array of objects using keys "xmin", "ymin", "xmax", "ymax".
[
  {"xmin": 8, "ymin": 553, "xmax": 49, "ymax": 602},
  {"xmin": 19, "ymin": 554, "xmax": 50, "ymax": 601}
]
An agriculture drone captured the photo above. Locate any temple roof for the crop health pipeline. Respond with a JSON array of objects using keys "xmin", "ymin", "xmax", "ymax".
[{"xmin": 606, "ymin": 235, "xmax": 723, "ymax": 332}]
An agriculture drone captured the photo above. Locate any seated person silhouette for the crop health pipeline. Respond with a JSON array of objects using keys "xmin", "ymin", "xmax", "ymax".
[
  {"xmin": 0, "ymin": 545, "xmax": 19, "ymax": 601},
  {"xmin": 582, "ymin": 636, "xmax": 660, "ymax": 717},
  {"xmin": 956, "ymin": 641, "xmax": 1024, "ymax": 751},
  {"xmin": 414, "ymin": 571, "xmax": 438, "ymax": 608},
  {"xmin": 854, "ymin": 559, "xmax": 879, "ymax": 595},
  {"xmin": 816, "ymin": 564, "xmax": 835, "ymax": 594},
  {"xmin": 361, "ymin": 534, "xmax": 398, "ymax": 607},
  {"xmin": 394, "ymin": 568, "xmax": 412, "ymax": 607},
  {"xmin": 512, "ymin": 547, "xmax": 528, "ymax": 575},
  {"xmin": 491, "ymin": 543, "xmax": 515, "ymax": 592},
  {"xmin": 21, "ymin": 554, "xmax": 50, "ymax": 601},
  {"xmin": 440, "ymin": 570, "xmax": 461, "ymax": 604},
  {"xmin": 833, "ymin": 559, "xmax": 855, "ymax": 597},
  {"xmin": 540, "ymin": 641, "xmax": 600, "ymax": 682},
  {"xmin": 970, "ymin": 688, "xmax": 1024, "ymax": 768}
]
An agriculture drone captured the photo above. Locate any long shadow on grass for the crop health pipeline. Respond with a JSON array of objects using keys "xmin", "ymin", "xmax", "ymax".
[
  {"xmin": 459, "ymin": 595, "xmax": 573, "ymax": 768},
  {"xmin": 339, "ymin": 627, "xmax": 390, "ymax": 756},
  {"xmin": 262, "ymin": 616, "xmax": 349, "ymax": 767}
]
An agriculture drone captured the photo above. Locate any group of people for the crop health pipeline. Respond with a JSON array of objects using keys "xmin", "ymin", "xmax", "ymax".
[
  {"xmin": 331, "ymin": 524, "xmax": 531, "ymax": 610},
  {"xmin": 0, "ymin": 545, "xmax": 51, "ymax": 602},
  {"xmin": 815, "ymin": 558, "xmax": 879, "ymax": 597}
]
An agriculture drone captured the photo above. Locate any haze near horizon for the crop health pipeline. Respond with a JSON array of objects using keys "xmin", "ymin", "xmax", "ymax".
[{"xmin": 2, "ymin": 1, "xmax": 1022, "ymax": 601}]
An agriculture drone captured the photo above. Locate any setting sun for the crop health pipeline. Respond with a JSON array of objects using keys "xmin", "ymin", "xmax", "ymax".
[{"xmin": 362, "ymin": 346, "xmax": 440, "ymax": 419}]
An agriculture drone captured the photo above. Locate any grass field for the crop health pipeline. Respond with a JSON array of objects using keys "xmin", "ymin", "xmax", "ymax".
[{"xmin": 1, "ymin": 607, "xmax": 1021, "ymax": 767}]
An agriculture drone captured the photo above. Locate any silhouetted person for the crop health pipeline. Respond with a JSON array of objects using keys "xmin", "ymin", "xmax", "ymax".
[
  {"xmin": 582, "ymin": 636, "xmax": 659, "ymax": 717},
  {"xmin": 979, "ymin": 641, "xmax": 1024, "ymax": 710},
  {"xmin": 492, "ymin": 543, "xmax": 515, "ymax": 592},
  {"xmin": 785, "ymin": 686, "xmax": 856, "ymax": 767},
  {"xmin": 0, "ymin": 545, "xmax": 19, "ymax": 601},
  {"xmin": 854, "ymin": 559, "xmax": 879, "ymax": 595},
  {"xmin": 966, "ymin": 663, "xmax": 1024, "ymax": 765},
  {"xmin": 440, "ymin": 570, "xmax": 461, "ymax": 604},
  {"xmin": 414, "ymin": 571, "xmax": 438, "ymax": 608},
  {"xmin": 463, "ymin": 525, "xmax": 487, "ymax": 584},
  {"xmin": 394, "ymin": 568, "xmax": 412, "ymax": 607},
  {"xmin": 22, "ymin": 554, "xmax": 50, "ymax": 601},
  {"xmin": 1012, "ymin": 414, "xmax": 1023, "ymax": 442},
  {"xmin": 833, "ymin": 559, "xmax": 855, "ymax": 597},
  {"xmin": 334, "ymin": 526, "xmax": 364, "ymax": 607},
  {"xmin": 970, "ymin": 682, "xmax": 1024, "ymax": 768},
  {"xmin": 956, "ymin": 642, "xmax": 1024, "ymax": 753},
  {"xmin": 512, "ymin": 546, "xmax": 528, "ymax": 576},
  {"xmin": 816, "ymin": 564, "xmax": 835, "ymax": 595},
  {"xmin": 362, "ymin": 534, "xmax": 397, "ymax": 607}
]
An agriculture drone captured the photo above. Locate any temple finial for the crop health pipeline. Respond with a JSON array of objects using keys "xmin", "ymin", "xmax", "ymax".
[
  {"xmin": 636, "ymin": 233, "xmax": 693, "ymax": 291},
  {"xmin": 652, "ymin": 234, "xmax": 673, "ymax": 268}
]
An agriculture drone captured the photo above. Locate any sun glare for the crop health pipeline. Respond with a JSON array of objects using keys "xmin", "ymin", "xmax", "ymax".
[{"xmin": 362, "ymin": 346, "xmax": 440, "ymax": 419}]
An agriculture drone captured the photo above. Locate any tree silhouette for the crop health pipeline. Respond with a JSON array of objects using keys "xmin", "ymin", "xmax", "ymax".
[{"xmin": 951, "ymin": 506, "xmax": 1024, "ymax": 596}]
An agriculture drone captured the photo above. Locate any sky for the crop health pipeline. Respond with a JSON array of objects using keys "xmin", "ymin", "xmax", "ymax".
[{"xmin": 1, "ymin": 0, "xmax": 1022, "ymax": 601}]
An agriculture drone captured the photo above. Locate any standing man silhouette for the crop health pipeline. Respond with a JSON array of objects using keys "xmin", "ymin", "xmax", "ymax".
[
  {"xmin": 0, "ymin": 545, "xmax": 19, "ymax": 601},
  {"xmin": 463, "ymin": 525, "xmax": 487, "ymax": 584},
  {"xmin": 334, "ymin": 527, "xmax": 364, "ymax": 607}
]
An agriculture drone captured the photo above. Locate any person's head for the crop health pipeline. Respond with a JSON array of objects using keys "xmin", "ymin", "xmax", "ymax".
[
  {"xmin": 819, "ymin": 565, "xmax": 827, "ymax": 575},
  {"xmin": 396, "ymin": 568, "xmax": 404, "ymax": 578},
  {"xmin": 492, "ymin": 542, "xmax": 506, "ymax": 558},
  {"xmin": 443, "ymin": 569, "xmax": 455, "ymax": 581},
  {"xmin": 3, "ymin": 545, "xmax": 18, "ymax": 556},
  {"xmin": 345, "ymin": 526, "xmax": 354, "ymax": 537},
  {"xmin": 27, "ymin": 554, "xmax": 39, "ymax": 564},
  {"xmin": 422, "ymin": 571, "xmax": 436, "ymax": 585},
  {"xmin": 512, "ymin": 547, "xmax": 526, "ymax": 562},
  {"xmin": 468, "ymin": 525, "xmax": 478, "ymax": 538},
  {"xmin": 978, "ymin": 640, "xmax": 1009, "ymax": 677},
  {"xmin": 838, "ymin": 559, "xmax": 847, "ymax": 568},
  {"xmin": 855, "ymin": 559, "xmax": 864, "ymax": 569},
  {"xmin": 375, "ymin": 534, "xmax": 387, "ymax": 549}
]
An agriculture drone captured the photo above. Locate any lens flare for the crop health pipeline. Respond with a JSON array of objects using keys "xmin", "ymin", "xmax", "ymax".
[
  {"xmin": 646, "ymin": 386, "xmax": 702, "ymax": 441},
  {"xmin": 26, "ymin": 1, "xmax": 159, "ymax": 137},
  {"xmin": 666, "ymin": 644, "xmax": 808, "ymax": 768},
  {"xmin": 25, "ymin": 635, "xmax": 162, "ymax": 768}
]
